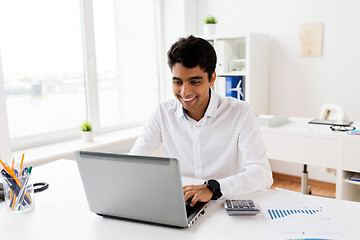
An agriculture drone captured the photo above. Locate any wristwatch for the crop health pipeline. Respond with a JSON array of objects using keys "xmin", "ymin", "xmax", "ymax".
[{"xmin": 204, "ymin": 179, "xmax": 223, "ymax": 200}]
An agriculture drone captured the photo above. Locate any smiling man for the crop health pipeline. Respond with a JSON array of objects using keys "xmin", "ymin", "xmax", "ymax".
[
  {"xmin": 172, "ymin": 63, "xmax": 215, "ymax": 122},
  {"xmin": 130, "ymin": 35, "xmax": 273, "ymax": 206}
]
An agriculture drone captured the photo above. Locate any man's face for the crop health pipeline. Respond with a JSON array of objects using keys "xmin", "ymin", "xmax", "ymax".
[{"xmin": 172, "ymin": 63, "xmax": 215, "ymax": 121}]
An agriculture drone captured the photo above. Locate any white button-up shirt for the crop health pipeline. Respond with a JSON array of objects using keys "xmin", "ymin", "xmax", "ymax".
[{"xmin": 130, "ymin": 89, "xmax": 273, "ymax": 197}]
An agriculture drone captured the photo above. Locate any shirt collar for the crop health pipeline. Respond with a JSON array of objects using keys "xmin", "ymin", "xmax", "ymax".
[
  {"xmin": 175, "ymin": 101, "xmax": 185, "ymax": 118},
  {"xmin": 204, "ymin": 88, "xmax": 218, "ymax": 118},
  {"xmin": 175, "ymin": 87, "xmax": 219, "ymax": 119}
]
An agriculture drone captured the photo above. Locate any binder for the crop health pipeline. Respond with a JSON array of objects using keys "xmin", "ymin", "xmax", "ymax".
[{"xmin": 225, "ymin": 76, "xmax": 245, "ymax": 100}]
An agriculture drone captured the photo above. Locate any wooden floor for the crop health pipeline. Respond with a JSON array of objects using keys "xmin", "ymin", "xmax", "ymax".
[{"xmin": 270, "ymin": 172, "xmax": 336, "ymax": 198}]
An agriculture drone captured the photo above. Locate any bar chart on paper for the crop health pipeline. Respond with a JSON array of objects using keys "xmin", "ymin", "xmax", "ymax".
[
  {"xmin": 262, "ymin": 205, "xmax": 352, "ymax": 240},
  {"xmin": 266, "ymin": 206, "xmax": 324, "ymax": 220}
]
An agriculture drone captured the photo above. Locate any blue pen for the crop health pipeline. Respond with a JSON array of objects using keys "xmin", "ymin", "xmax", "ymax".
[
  {"xmin": 22, "ymin": 167, "xmax": 28, "ymax": 176},
  {"xmin": 15, "ymin": 166, "xmax": 33, "ymax": 210}
]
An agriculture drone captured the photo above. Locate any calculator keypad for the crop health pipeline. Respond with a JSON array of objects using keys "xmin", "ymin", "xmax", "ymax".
[{"xmin": 224, "ymin": 199, "xmax": 260, "ymax": 215}]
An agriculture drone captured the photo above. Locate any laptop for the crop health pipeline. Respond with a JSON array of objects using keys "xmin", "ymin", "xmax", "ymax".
[{"xmin": 75, "ymin": 150, "xmax": 209, "ymax": 228}]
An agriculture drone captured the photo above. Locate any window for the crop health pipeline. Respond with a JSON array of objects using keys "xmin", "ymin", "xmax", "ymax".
[
  {"xmin": 0, "ymin": 0, "xmax": 86, "ymax": 142},
  {"xmin": 93, "ymin": 0, "xmax": 159, "ymax": 129},
  {"xmin": 0, "ymin": 0, "xmax": 159, "ymax": 150}
]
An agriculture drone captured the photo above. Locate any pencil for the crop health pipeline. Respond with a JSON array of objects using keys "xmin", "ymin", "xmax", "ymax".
[
  {"xmin": 20, "ymin": 154, "xmax": 25, "ymax": 171},
  {"xmin": 11, "ymin": 195, "xmax": 16, "ymax": 211},
  {"xmin": 0, "ymin": 159, "xmax": 6, "ymax": 169}
]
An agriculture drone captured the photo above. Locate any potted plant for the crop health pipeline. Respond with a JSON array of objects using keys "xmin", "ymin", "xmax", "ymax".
[
  {"xmin": 81, "ymin": 121, "xmax": 93, "ymax": 142},
  {"xmin": 203, "ymin": 15, "xmax": 217, "ymax": 35}
]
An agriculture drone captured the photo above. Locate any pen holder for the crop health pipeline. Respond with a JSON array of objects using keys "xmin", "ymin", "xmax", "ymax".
[{"xmin": 3, "ymin": 175, "xmax": 35, "ymax": 213}]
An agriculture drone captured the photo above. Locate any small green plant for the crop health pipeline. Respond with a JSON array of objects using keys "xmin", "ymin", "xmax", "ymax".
[
  {"xmin": 81, "ymin": 121, "xmax": 92, "ymax": 132},
  {"xmin": 204, "ymin": 15, "xmax": 217, "ymax": 24}
]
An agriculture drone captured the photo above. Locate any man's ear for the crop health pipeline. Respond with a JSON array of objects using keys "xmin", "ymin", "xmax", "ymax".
[{"xmin": 209, "ymin": 72, "xmax": 216, "ymax": 87}]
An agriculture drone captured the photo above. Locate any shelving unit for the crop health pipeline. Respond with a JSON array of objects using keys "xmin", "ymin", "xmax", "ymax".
[
  {"xmin": 203, "ymin": 33, "xmax": 269, "ymax": 114},
  {"xmin": 337, "ymin": 141, "xmax": 360, "ymax": 202},
  {"xmin": 339, "ymin": 171, "xmax": 360, "ymax": 202}
]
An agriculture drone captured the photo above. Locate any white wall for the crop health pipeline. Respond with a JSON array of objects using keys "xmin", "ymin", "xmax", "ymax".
[
  {"xmin": 159, "ymin": 0, "xmax": 360, "ymax": 182},
  {"xmin": 197, "ymin": 0, "xmax": 360, "ymax": 121},
  {"xmin": 161, "ymin": 0, "xmax": 360, "ymax": 120}
]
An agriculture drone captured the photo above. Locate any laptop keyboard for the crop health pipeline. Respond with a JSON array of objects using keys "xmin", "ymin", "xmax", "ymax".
[{"xmin": 185, "ymin": 200, "xmax": 207, "ymax": 217}]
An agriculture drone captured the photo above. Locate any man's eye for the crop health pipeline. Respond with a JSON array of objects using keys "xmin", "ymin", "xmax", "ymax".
[
  {"xmin": 191, "ymin": 81, "xmax": 201, "ymax": 85},
  {"xmin": 173, "ymin": 81, "xmax": 182, "ymax": 85}
]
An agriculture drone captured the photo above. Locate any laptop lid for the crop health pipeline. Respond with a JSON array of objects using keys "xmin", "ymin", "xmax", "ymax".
[{"xmin": 75, "ymin": 151, "xmax": 208, "ymax": 228}]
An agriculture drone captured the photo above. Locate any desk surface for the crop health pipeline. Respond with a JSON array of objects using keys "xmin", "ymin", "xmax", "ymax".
[
  {"xmin": 1, "ymin": 160, "xmax": 359, "ymax": 240},
  {"xmin": 260, "ymin": 116, "xmax": 360, "ymax": 140},
  {"xmin": 260, "ymin": 117, "xmax": 360, "ymax": 169}
]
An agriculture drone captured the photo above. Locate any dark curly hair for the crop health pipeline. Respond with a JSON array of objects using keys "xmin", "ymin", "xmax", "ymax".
[{"xmin": 167, "ymin": 35, "xmax": 217, "ymax": 82}]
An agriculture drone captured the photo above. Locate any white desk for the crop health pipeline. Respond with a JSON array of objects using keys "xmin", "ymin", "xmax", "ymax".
[
  {"xmin": 260, "ymin": 117, "xmax": 360, "ymax": 201},
  {"xmin": 1, "ymin": 160, "xmax": 360, "ymax": 239}
]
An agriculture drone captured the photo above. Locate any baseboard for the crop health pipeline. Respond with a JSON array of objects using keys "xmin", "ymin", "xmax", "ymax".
[{"xmin": 272, "ymin": 172, "xmax": 336, "ymax": 189}]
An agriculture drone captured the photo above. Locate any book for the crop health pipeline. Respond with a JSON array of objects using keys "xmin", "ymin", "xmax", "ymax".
[{"xmin": 349, "ymin": 172, "xmax": 360, "ymax": 182}]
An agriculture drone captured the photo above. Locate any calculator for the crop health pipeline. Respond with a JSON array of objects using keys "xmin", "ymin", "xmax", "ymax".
[{"xmin": 224, "ymin": 199, "xmax": 260, "ymax": 216}]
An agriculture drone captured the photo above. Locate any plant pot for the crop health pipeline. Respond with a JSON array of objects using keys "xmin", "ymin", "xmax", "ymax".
[
  {"xmin": 81, "ymin": 131, "xmax": 93, "ymax": 142},
  {"xmin": 204, "ymin": 24, "xmax": 216, "ymax": 35}
]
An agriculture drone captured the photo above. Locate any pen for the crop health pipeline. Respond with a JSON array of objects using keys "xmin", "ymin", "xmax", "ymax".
[
  {"xmin": 11, "ymin": 159, "xmax": 16, "ymax": 210},
  {"xmin": 4, "ymin": 159, "xmax": 16, "ymax": 209},
  {"xmin": 15, "ymin": 166, "xmax": 32, "ymax": 210}
]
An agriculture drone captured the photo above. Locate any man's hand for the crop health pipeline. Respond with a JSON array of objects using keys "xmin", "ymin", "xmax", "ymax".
[{"xmin": 183, "ymin": 184, "xmax": 213, "ymax": 207}]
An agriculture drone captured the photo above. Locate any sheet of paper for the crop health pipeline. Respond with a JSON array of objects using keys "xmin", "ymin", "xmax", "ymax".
[
  {"xmin": 299, "ymin": 22, "xmax": 324, "ymax": 56},
  {"xmin": 261, "ymin": 205, "xmax": 352, "ymax": 240}
]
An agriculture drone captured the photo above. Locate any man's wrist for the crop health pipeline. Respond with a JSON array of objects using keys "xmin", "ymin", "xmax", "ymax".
[{"xmin": 204, "ymin": 179, "xmax": 222, "ymax": 200}]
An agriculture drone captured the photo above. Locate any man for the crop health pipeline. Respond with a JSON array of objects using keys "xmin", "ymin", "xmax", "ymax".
[{"xmin": 130, "ymin": 35, "xmax": 273, "ymax": 206}]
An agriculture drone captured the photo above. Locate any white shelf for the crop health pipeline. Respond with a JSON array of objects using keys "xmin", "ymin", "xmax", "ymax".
[
  {"xmin": 343, "ymin": 171, "xmax": 360, "ymax": 186},
  {"xmin": 202, "ymin": 33, "xmax": 247, "ymax": 40},
  {"xmin": 230, "ymin": 59, "xmax": 246, "ymax": 63},
  {"xmin": 218, "ymin": 71, "xmax": 246, "ymax": 77},
  {"xmin": 208, "ymin": 32, "xmax": 269, "ymax": 114}
]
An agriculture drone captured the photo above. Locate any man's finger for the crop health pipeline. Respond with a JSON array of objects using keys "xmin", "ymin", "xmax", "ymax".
[
  {"xmin": 183, "ymin": 190, "xmax": 195, "ymax": 202},
  {"xmin": 190, "ymin": 194, "xmax": 200, "ymax": 207}
]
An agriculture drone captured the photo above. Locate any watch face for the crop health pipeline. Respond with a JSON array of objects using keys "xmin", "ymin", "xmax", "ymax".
[
  {"xmin": 207, "ymin": 179, "xmax": 222, "ymax": 200},
  {"xmin": 208, "ymin": 179, "xmax": 220, "ymax": 190}
]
